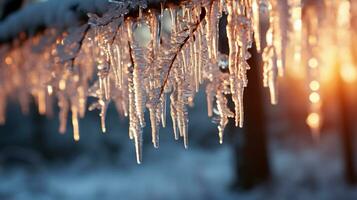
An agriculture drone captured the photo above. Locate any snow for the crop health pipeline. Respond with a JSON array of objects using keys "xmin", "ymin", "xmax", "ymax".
[
  {"xmin": 1, "ymin": 129, "xmax": 357, "ymax": 200},
  {"xmin": 0, "ymin": 0, "xmax": 110, "ymax": 41},
  {"xmin": 0, "ymin": 145, "xmax": 233, "ymax": 200}
]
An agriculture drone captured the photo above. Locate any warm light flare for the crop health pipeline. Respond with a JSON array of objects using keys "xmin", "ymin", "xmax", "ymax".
[
  {"xmin": 47, "ymin": 85, "xmax": 53, "ymax": 95},
  {"xmin": 4, "ymin": 56, "xmax": 12, "ymax": 65},
  {"xmin": 309, "ymin": 81, "xmax": 320, "ymax": 91},
  {"xmin": 59, "ymin": 79, "xmax": 66, "ymax": 90},
  {"xmin": 306, "ymin": 112, "xmax": 321, "ymax": 133},
  {"xmin": 308, "ymin": 58, "xmax": 318, "ymax": 69},
  {"xmin": 293, "ymin": 19, "xmax": 302, "ymax": 31},
  {"xmin": 309, "ymin": 92, "xmax": 320, "ymax": 104},
  {"xmin": 294, "ymin": 52, "xmax": 301, "ymax": 62},
  {"xmin": 340, "ymin": 64, "xmax": 357, "ymax": 83}
]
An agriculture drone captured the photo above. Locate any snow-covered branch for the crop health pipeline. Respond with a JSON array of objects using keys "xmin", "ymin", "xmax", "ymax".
[{"xmin": 0, "ymin": 0, "xmax": 168, "ymax": 42}]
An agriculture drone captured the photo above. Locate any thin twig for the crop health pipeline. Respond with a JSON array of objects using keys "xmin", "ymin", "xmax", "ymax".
[
  {"xmin": 158, "ymin": 7, "xmax": 206, "ymax": 98},
  {"xmin": 128, "ymin": 40, "xmax": 134, "ymax": 67}
]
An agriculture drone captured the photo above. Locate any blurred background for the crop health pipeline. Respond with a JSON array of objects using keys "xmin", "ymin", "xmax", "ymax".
[{"xmin": 0, "ymin": 0, "xmax": 357, "ymax": 200}]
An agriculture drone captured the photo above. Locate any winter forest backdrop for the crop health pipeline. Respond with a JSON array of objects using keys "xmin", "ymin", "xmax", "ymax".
[{"xmin": 0, "ymin": 0, "xmax": 357, "ymax": 200}]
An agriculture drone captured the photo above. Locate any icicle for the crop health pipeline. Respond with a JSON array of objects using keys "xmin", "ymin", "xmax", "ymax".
[
  {"xmin": 262, "ymin": 28, "xmax": 279, "ymax": 105},
  {"xmin": 128, "ymin": 57, "xmax": 143, "ymax": 163},
  {"xmin": 71, "ymin": 105, "xmax": 80, "ymax": 141},
  {"xmin": 114, "ymin": 44, "xmax": 122, "ymax": 88},
  {"xmin": 205, "ymin": 0, "xmax": 220, "ymax": 62},
  {"xmin": 58, "ymin": 94, "xmax": 69, "ymax": 134},
  {"xmin": 206, "ymin": 83, "xmax": 214, "ymax": 117},
  {"xmin": 262, "ymin": 0, "xmax": 286, "ymax": 105},
  {"xmin": 100, "ymin": 100, "xmax": 108, "ymax": 133},
  {"xmin": 149, "ymin": 106, "xmax": 159, "ymax": 148},
  {"xmin": 127, "ymin": 21, "xmax": 146, "ymax": 128},
  {"xmin": 216, "ymin": 92, "xmax": 233, "ymax": 144},
  {"xmin": 169, "ymin": 7, "xmax": 176, "ymax": 36},
  {"xmin": 161, "ymin": 93, "xmax": 167, "ymax": 128},
  {"xmin": 77, "ymin": 86, "xmax": 86, "ymax": 118},
  {"xmin": 38, "ymin": 90, "xmax": 47, "ymax": 115},
  {"xmin": 252, "ymin": 0, "xmax": 262, "ymax": 52}
]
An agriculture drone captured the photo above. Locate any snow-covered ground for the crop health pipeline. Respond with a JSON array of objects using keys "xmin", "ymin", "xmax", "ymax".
[{"xmin": 1, "ymin": 131, "xmax": 357, "ymax": 200}]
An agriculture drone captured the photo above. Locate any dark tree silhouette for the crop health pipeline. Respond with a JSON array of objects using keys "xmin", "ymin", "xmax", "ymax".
[
  {"xmin": 232, "ymin": 44, "xmax": 271, "ymax": 190},
  {"xmin": 218, "ymin": 14, "xmax": 271, "ymax": 190},
  {"xmin": 336, "ymin": 62, "xmax": 357, "ymax": 185}
]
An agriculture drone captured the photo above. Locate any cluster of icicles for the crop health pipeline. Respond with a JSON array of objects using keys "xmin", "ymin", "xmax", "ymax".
[{"xmin": 0, "ymin": 0, "xmax": 355, "ymax": 163}]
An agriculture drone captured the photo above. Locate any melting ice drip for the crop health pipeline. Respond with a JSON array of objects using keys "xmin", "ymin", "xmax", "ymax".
[{"xmin": 0, "ymin": 0, "xmax": 355, "ymax": 163}]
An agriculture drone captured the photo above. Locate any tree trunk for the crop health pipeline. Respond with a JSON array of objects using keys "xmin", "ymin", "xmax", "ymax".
[
  {"xmin": 231, "ymin": 44, "xmax": 271, "ymax": 190},
  {"xmin": 218, "ymin": 14, "xmax": 271, "ymax": 190},
  {"xmin": 336, "ymin": 63, "xmax": 357, "ymax": 185}
]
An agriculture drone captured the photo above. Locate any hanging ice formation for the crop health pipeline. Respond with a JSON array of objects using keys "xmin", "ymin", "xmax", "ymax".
[{"xmin": 0, "ymin": 0, "xmax": 355, "ymax": 163}]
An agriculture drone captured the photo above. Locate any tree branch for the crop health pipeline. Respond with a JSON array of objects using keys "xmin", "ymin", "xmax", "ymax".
[{"xmin": 0, "ymin": 0, "xmax": 180, "ymax": 43}]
